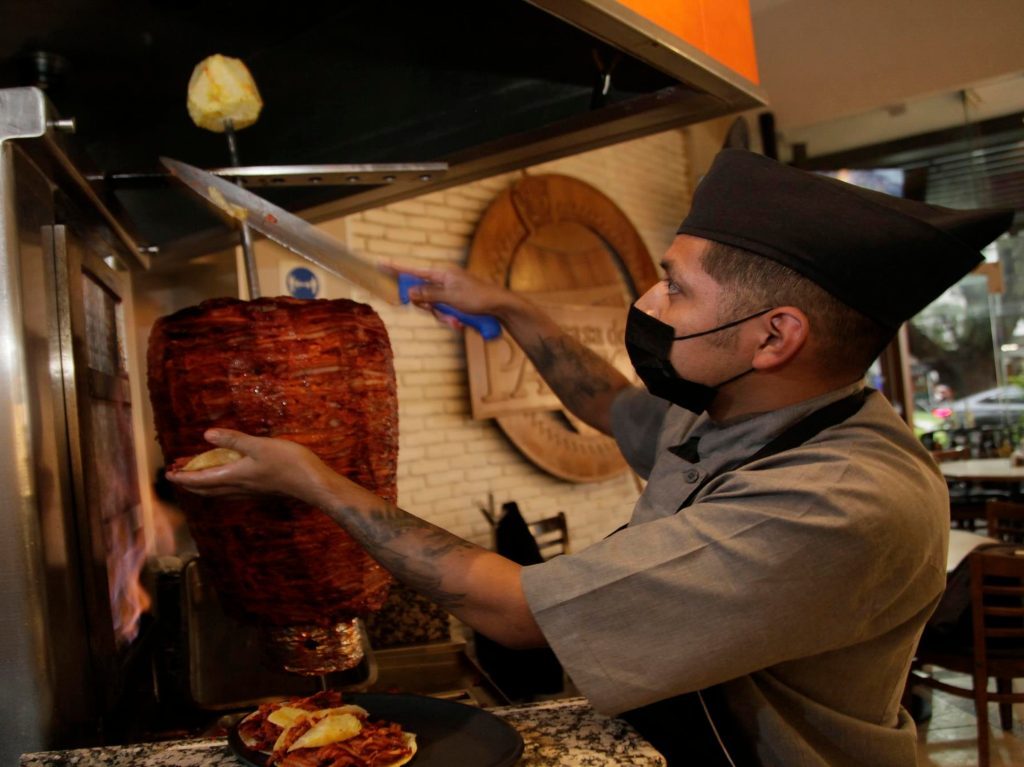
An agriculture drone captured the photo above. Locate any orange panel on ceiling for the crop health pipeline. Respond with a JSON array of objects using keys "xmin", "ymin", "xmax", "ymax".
[
  {"xmin": 616, "ymin": 0, "xmax": 705, "ymax": 51},
  {"xmin": 615, "ymin": 0, "xmax": 759, "ymax": 84},
  {"xmin": 700, "ymin": 0, "xmax": 759, "ymax": 84}
]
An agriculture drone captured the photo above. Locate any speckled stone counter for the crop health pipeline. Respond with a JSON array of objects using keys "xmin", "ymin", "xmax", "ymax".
[
  {"xmin": 489, "ymin": 697, "xmax": 665, "ymax": 766},
  {"xmin": 20, "ymin": 697, "xmax": 665, "ymax": 767}
]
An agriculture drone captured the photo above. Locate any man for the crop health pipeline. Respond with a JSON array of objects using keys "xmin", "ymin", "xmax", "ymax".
[{"xmin": 169, "ymin": 150, "xmax": 1013, "ymax": 766}]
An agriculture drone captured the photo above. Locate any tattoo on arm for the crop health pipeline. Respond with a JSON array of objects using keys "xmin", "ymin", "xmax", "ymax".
[
  {"xmin": 528, "ymin": 334, "xmax": 618, "ymax": 412},
  {"xmin": 335, "ymin": 502, "xmax": 479, "ymax": 610}
]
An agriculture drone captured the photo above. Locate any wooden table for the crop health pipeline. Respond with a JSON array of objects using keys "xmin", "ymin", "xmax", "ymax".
[
  {"xmin": 938, "ymin": 458, "xmax": 1024, "ymax": 530},
  {"xmin": 939, "ymin": 458, "xmax": 1024, "ymax": 484},
  {"xmin": 948, "ymin": 529, "xmax": 999, "ymax": 572}
]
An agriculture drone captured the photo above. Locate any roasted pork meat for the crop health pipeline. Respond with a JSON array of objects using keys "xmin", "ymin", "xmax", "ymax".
[{"xmin": 147, "ymin": 297, "xmax": 396, "ymax": 628}]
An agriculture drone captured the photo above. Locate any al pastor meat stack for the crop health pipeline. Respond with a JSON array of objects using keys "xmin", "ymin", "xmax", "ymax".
[{"xmin": 148, "ymin": 297, "xmax": 397, "ymax": 671}]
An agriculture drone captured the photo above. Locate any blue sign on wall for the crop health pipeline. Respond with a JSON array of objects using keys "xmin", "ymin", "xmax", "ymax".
[{"xmin": 286, "ymin": 266, "xmax": 320, "ymax": 299}]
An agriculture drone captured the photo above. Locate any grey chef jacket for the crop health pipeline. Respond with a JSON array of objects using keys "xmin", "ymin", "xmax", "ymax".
[{"xmin": 520, "ymin": 381, "xmax": 949, "ymax": 767}]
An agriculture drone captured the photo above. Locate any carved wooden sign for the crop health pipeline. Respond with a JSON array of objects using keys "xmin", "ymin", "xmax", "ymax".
[{"xmin": 465, "ymin": 174, "xmax": 660, "ymax": 483}]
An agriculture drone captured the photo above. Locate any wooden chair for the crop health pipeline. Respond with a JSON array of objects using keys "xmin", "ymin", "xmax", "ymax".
[
  {"xmin": 911, "ymin": 545, "xmax": 1024, "ymax": 767},
  {"xmin": 528, "ymin": 512, "xmax": 569, "ymax": 559},
  {"xmin": 986, "ymin": 500, "xmax": 1024, "ymax": 544}
]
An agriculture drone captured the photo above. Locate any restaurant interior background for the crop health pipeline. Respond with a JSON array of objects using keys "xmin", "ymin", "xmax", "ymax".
[
  {"xmin": 741, "ymin": 0, "xmax": 1024, "ymax": 457},
  {"xmin": 2, "ymin": 0, "xmax": 1024, "ymax": 761},
  {"xmin": 137, "ymin": 0, "xmax": 1024, "ymax": 556},
  {"xmin": 208, "ymin": 0, "xmax": 1024, "ymax": 553}
]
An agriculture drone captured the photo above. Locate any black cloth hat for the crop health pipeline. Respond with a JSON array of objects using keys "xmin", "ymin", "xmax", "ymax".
[{"xmin": 678, "ymin": 149, "xmax": 1014, "ymax": 329}]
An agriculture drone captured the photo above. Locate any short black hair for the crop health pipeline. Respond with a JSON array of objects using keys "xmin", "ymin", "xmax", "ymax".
[{"xmin": 701, "ymin": 240, "xmax": 893, "ymax": 375}]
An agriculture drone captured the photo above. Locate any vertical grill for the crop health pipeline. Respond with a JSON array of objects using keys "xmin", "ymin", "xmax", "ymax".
[{"xmin": 0, "ymin": 88, "xmax": 153, "ymax": 763}]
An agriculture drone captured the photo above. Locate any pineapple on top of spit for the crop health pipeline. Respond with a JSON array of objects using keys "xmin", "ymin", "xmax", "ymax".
[{"xmin": 187, "ymin": 54, "xmax": 263, "ymax": 133}]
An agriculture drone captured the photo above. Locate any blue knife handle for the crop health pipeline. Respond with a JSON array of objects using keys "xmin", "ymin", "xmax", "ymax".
[{"xmin": 397, "ymin": 274, "xmax": 502, "ymax": 340}]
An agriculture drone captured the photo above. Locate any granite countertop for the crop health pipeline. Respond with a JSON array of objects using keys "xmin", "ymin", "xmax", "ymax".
[
  {"xmin": 489, "ymin": 697, "xmax": 665, "ymax": 767},
  {"xmin": 20, "ymin": 696, "xmax": 665, "ymax": 767}
]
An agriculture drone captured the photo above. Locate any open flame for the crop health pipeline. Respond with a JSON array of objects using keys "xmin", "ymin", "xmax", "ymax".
[{"xmin": 107, "ymin": 513, "xmax": 152, "ymax": 647}]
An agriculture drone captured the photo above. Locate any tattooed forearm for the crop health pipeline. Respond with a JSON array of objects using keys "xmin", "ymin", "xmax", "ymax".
[
  {"xmin": 492, "ymin": 296, "xmax": 632, "ymax": 435},
  {"xmin": 346, "ymin": 502, "xmax": 473, "ymax": 548},
  {"xmin": 328, "ymin": 501, "xmax": 480, "ymax": 610},
  {"xmin": 314, "ymin": 474, "xmax": 542, "ymax": 648},
  {"xmin": 525, "ymin": 334, "xmax": 628, "ymax": 420},
  {"xmin": 373, "ymin": 553, "xmax": 467, "ymax": 610}
]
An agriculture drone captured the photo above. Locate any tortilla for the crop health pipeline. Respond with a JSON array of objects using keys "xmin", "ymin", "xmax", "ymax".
[
  {"xmin": 180, "ymin": 447, "xmax": 243, "ymax": 471},
  {"xmin": 393, "ymin": 732, "xmax": 418, "ymax": 767}
]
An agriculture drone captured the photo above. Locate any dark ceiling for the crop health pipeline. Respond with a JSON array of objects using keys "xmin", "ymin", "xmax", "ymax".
[
  {"xmin": 0, "ymin": 0, "xmax": 761, "ymax": 257},
  {"xmin": 2, "ymin": 0, "xmax": 746, "ymax": 257}
]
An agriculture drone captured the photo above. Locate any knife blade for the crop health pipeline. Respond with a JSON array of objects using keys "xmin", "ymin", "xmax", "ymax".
[{"xmin": 161, "ymin": 157, "xmax": 502, "ymax": 338}]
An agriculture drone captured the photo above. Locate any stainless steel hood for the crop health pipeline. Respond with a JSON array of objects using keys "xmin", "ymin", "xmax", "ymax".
[{"xmin": 0, "ymin": 0, "xmax": 764, "ymax": 262}]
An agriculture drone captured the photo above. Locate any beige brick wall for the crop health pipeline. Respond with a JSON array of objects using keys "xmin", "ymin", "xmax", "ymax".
[{"xmin": 256, "ymin": 128, "xmax": 692, "ymax": 551}]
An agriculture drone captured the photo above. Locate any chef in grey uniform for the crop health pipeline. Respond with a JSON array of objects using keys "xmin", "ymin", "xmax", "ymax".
[{"xmin": 171, "ymin": 150, "xmax": 1014, "ymax": 766}]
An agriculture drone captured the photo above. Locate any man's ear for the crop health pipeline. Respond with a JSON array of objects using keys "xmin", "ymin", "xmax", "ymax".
[{"xmin": 751, "ymin": 307, "xmax": 808, "ymax": 370}]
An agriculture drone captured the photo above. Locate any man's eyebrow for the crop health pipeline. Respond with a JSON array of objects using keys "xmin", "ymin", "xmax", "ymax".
[{"xmin": 659, "ymin": 260, "xmax": 682, "ymax": 284}]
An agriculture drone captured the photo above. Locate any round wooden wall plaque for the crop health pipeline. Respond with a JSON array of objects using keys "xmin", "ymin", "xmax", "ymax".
[{"xmin": 465, "ymin": 174, "xmax": 660, "ymax": 483}]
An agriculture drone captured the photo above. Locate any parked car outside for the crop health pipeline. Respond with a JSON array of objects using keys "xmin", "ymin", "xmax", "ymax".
[{"xmin": 945, "ymin": 385, "xmax": 1024, "ymax": 428}]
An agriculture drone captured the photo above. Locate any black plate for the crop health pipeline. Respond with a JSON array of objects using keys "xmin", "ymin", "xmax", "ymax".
[{"xmin": 228, "ymin": 692, "xmax": 524, "ymax": 767}]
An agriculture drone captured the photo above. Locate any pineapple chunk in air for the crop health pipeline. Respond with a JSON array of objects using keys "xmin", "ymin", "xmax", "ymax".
[{"xmin": 187, "ymin": 54, "xmax": 263, "ymax": 132}]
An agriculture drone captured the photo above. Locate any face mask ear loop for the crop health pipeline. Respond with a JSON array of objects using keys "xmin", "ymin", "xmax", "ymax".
[
  {"xmin": 673, "ymin": 307, "xmax": 772, "ymax": 341},
  {"xmin": 716, "ymin": 365, "xmax": 757, "ymax": 389}
]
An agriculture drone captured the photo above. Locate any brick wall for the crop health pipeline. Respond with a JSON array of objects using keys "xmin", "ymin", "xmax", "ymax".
[{"xmin": 255, "ymin": 128, "xmax": 692, "ymax": 551}]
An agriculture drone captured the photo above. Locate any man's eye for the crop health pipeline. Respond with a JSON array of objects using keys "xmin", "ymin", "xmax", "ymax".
[{"xmin": 663, "ymin": 278, "xmax": 680, "ymax": 295}]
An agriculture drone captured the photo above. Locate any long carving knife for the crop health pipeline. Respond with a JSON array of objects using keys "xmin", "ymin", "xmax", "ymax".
[{"xmin": 160, "ymin": 156, "xmax": 501, "ymax": 339}]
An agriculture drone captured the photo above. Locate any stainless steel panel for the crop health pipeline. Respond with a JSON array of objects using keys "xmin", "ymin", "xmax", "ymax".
[
  {"xmin": 0, "ymin": 131, "xmax": 50, "ymax": 767},
  {"xmin": 0, "ymin": 87, "xmax": 152, "ymax": 762},
  {"xmin": 0, "ymin": 142, "xmax": 97, "ymax": 764}
]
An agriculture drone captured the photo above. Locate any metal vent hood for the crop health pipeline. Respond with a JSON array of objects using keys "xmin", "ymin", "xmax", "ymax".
[{"xmin": 0, "ymin": 0, "xmax": 765, "ymax": 260}]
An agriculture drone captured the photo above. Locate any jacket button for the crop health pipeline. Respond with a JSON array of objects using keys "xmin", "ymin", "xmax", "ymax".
[{"xmin": 685, "ymin": 469, "xmax": 700, "ymax": 483}]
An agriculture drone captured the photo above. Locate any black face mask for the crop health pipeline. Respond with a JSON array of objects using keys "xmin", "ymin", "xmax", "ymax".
[{"xmin": 625, "ymin": 305, "xmax": 772, "ymax": 413}]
